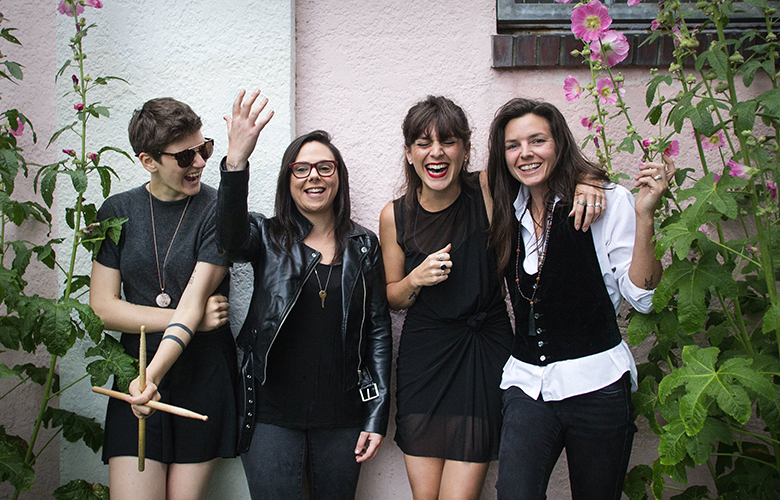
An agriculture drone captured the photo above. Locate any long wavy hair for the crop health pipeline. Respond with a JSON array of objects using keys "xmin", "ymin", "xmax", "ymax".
[
  {"xmin": 400, "ymin": 96, "xmax": 477, "ymax": 209},
  {"xmin": 487, "ymin": 98, "xmax": 608, "ymax": 277},
  {"xmin": 269, "ymin": 130, "xmax": 353, "ymax": 260}
]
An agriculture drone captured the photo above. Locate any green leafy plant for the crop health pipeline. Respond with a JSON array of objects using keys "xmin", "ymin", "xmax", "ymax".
[
  {"xmin": 0, "ymin": 2, "xmax": 135, "ymax": 498},
  {"xmin": 563, "ymin": 0, "xmax": 780, "ymax": 497}
]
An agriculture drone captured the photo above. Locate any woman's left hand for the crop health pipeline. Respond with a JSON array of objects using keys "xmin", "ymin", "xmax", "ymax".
[
  {"xmin": 126, "ymin": 375, "xmax": 161, "ymax": 419},
  {"xmin": 355, "ymin": 431, "xmax": 384, "ymax": 463},
  {"xmin": 635, "ymin": 155, "xmax": 675, "ymax": 218},
  {"xmin": 569, "ymin": 180, "xmax": 606, "ymax": 231}
]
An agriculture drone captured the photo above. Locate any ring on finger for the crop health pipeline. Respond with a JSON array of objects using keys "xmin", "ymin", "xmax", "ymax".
[
  {"xmin": 594, "ymin": 202, "xmax": 602, "ymax": 208},
  {"xmin": 440, "ymin": 264, "xmax": 447, "ymax": 270},
  {"xmin": 586, "ymin": 203, "xmax": 595, "ymax": 207},
  {"xmin": 653, "ymin": 174, "xmax": 663, "ymax": 180},
  {"xmin": 436, "ymin": 253, "xmax": 445, "ymax": 261},
  {"xmin": 441, "ymin": 269, "xmax": 446, "ymax": 276},
  {"xmin": 576, "ymin": 200, "xmax": 587, "ymax": 206}
]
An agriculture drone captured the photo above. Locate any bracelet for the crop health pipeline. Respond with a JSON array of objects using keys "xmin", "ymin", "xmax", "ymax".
[
  {"xmin": 162, "ymin": 335, "xmax": 186, "ymax": 350},
  {"xmin": 168, "ymin": 323, "xmax": 193, "ymax": 338}
]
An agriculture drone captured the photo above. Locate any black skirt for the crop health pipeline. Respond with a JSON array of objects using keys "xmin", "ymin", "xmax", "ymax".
[{"xmin": 102, "ymin": 327, "xmax": 238, "ymax": 464}]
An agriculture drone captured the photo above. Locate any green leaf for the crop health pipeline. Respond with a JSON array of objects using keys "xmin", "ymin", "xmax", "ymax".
[
  {"xmin": 37, "ymin": 297, "xmax": 82, "ymax": 357},
  {"xmin": 741, "ymin": 59, "xmax": 761, "ymax": 86},
  {"xmin": 617, "ymin": 134, "xmax": 637, "ymax": 154},
  {"xmin": 730, "ymin": 100, "xmax": 757, "ymax": 133},
  {"xmin": 46, "ymin": 122, "xmax": 77, "ymax": 149},
  {"xmin": 0, "ymin": 426, "xmax": 34, "ymax": 491},
  {"xmin": 93, "ymin": 106, "xmax": 110, "ymax": 118},
  {"xmin": 55, "ymin": 59, "xmax": 72, "ymax": 81},
  {"xmin": 659, "ymin": 418, "xmax": 689, "ymax": 465},
  {"xmin": 763, "ymin": 302, "xmax": 780, "ymax": 333},
  {"xmin": 67, "ymin": 169, "xmax": 88, "ymax": 194},
  {"xmin": 677, "ymin": 173, "xmax": 746, "ymax": 228},
  {"xmin": 656, "ymin": 222, "xmax": 705, "ymax": 260},
  {"xmin": 42, "ymin": 408, "xmax": 103, "ymax": 452},
  {"xmin": 86, "ymin": 335, "xmax": 137, "ymax": 391},
  {"xmin": 669, "ymin": 485, "xmax": 710, "ymax": 500},
  {"xmin": 13, "ymin": 363, "xmax": 58, "ymax": 391},
  {"xmin": 633, "ymin": 376, "xmax": 662, "ymax": 434},
  {"xmin": 0, "ymin": 364, "xmax": 19, "ymax": 379},
  {"xmin": 0, "ymin": 27, "xmax": 21, "ymax": 45},
  {"xmin": 3, "ymin": 61, "xmax": 23, "ymax": 81},
  {"xmin": 40, "ymin": 169, "xmax": 57, "ymax": 208},
  {"xmin": 623, "ymin": 464, "xmax": 652, "ymax": 500},
  {"xmin": 71, "ymin": 301, "xmax": 104, "ymax": 344},
  {"xmin": 53, "ymin": 479, "xmax": 110, "ymax": 500}
]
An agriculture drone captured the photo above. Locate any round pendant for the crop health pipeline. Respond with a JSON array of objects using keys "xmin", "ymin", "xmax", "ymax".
[{"xmin": 156, "ymin": 292, "xmax": 171, "ymax": 308}]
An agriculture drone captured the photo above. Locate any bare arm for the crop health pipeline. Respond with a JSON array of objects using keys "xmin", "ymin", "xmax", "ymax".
[
  {"xmin": 126, "ymin": 262, "xmax": 228, "ymax": 416},
  {"xmin": 89, "ymin": 261, "xmax": 228, "ymax": 333},
  {"xmin": 379, "ymin": 202, "xmax": 452, "ymax": 310}
]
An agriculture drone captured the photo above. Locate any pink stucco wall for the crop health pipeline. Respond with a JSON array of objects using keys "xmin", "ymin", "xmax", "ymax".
[{"xmin": 295, "ymin": 0, "xmax": 713, "ymax": 498}]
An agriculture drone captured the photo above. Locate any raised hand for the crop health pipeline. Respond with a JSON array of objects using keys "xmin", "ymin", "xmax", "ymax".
[{"xmin": 224, "ymin": 88, "xmax": 274, "ymax": 171}]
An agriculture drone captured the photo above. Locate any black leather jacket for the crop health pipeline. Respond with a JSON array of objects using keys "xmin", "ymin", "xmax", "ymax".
[{"xmin": 216, "ymin": 164, "xmax": 392, "ymax": 452}]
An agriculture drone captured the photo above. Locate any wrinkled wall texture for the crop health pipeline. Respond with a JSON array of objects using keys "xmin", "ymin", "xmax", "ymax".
[{"xmin": 2, "ymin": 0, "xmax": 726, "ymax": 498}]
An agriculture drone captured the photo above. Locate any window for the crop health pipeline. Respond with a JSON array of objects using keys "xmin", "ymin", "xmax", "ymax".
[{"xmin": 492, "ymin": 0, "xmax": 774, "ymax": 67}]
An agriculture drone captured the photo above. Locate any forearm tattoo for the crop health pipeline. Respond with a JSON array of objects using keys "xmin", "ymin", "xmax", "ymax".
[
  {"xmin": 189, "ymin": 268, "xmax": 196, "ymax": 285},
  {"xmin": 408, "ymin": 291, "xmax": 418, "ymax": 300}
]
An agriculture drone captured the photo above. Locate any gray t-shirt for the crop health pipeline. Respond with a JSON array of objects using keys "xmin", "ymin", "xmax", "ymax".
[{"xmin": 95, "ymin": 183, "xmax": 229, "ymax": 333}]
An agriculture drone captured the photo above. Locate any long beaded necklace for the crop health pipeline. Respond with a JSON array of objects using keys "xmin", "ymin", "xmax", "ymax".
[
  {"xmin": 514, "ymin": 198, "xmax": 554, "ymax": 337},
  {"xmin": 149, "ymin": 189, "xmax": 191, "ymax": 307}
]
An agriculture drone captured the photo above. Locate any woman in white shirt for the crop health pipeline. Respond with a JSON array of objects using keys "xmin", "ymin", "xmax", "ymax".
[{"xmin": 486, "ymin": 98, "xmax": 673, "ymax": 500}]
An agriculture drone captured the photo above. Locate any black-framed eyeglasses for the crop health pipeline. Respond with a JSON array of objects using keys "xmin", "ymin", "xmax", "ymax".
[
  {"xmin": 159, "ymin": 138, "xmax": 214, "ymax": 168},
  {"xmin": 288, "ymin": 160, "xmax": 337, "ymax": 179}
]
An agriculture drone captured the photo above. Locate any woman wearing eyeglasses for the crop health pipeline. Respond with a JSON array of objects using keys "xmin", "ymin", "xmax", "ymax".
[
  {"xmin": 216, "ymin": 90, "xmax": 392, "ymax": 499},
  {"xmin": 90, "ymin": 97, "xmax": 238, "ymax": 500}
]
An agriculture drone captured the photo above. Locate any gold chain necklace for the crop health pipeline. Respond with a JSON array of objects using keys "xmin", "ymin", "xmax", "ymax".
[{"xmin": 149, "ymin": 188, "xmax": 191, "ymax": 307}]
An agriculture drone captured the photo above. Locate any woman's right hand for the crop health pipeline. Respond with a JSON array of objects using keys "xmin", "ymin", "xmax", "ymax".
[
  {"xmin": 410, "ymin": 243, "xmax": 452, "ymax": 287},
  {"xmin": 197, "ymin": 294, "xmax": 230, "ymax": 332},
  {"xmin": 126, "ymin": 376, "xmax": 161, "ymax": 420},
  {"xmin": 224, "ymin": 88, "xmax": 274, "ymax": 171}
]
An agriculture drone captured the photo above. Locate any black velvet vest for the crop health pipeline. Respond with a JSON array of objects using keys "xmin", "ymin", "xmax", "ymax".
[{"xmin": 507, "ymin": 203, "xmax": 621, "ymax": 366}]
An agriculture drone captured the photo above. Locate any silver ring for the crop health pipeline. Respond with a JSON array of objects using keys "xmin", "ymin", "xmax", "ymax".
[
  {"xmin": 653, "ymin": 174, "xmax": 663, "ymax": 180},
  {"xmin": 576, "ymin": 200, "xmax": 587, "ymax": 206},
  {"xmin": 436, "ymin": 253, "xmax": 445, "ymax": 261},
  {"xmin": 594, "ymin": 202, "xmax": 602, "ymax": 208},
  {"xmin": 586, "ymin": 203, "xmax": 595, "ymax": 207},
  {"xmin": 441, "ymin": 269, "xmax": 446, "ymax": 276}
]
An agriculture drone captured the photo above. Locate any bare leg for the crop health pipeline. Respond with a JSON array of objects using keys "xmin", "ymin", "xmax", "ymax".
[
  {"xmin": 167, "ymin": 459, "xmax": 219, "ymax": 500},
  {"xmin": 404, "ymin": 455, "xmax": 445, "ymax": 500},
  {"xmin": 109, "ymin": 456, "xmax": 167, "ymax": 500},
  {"xmin": 439, "ymin": 460, "xmax": 490, "ymax": 500}
]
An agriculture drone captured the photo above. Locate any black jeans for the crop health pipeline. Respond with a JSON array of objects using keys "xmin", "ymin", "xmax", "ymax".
[
  {"xmin": 496, "ymin": 373, "xmax": 636, "ymax": 500},
  {"xmin": 240, "ymin": 423, "xmax": 363, "ymax": 500}
]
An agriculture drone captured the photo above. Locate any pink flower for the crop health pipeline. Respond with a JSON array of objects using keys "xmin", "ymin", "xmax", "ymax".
[
  {"xmin": 664, "ymin": 140, "xmax": 679, "ymax": 157},
  {"xmin": 590, "ymin": 30, "xmax": 630, "ymax": 67},
  {"xmin": 571, "ymin": 1, "xmax": 612, "ymax": 42},
  {"xmin": 85, "ymin": 0, "xmax": 103, "ymax": 7},
  {"xmin": 642, "ymin": 138, "xmax": 656, "ymax": 148},
  {"xmin": 564, "ymin": 76, "xmax": 582, "ymax": 102},
  {"xmin": 767, "ymin": 181, "xmax": 778, "ymax": 201},
  {"xmin": 89, "ymin": 153, "xmax": 98, "ymax": 164},
  {"xmin": 694, "ymin": 130, "xmax": 726, "ymax": 150},
  {"xmin": 57, "ymin": 0, "xmax": 84, "ymax": 17},
  {"xmin": 581, "ymin": 116, "xmax": 596, "ymax": 130},
  {"xmin": 651, "ymin": 19, "xmax": 660, "ymax": 31},
  {"xmin": 554, "ymin": 0, "xmax": 573, "ymax": 3},
  {"xmin": 713, "ymin": 172, "xmax": 721, "ymax": 183},
  {"xmin": 628, "ymin": 0, "xmax": 642, "ymax": 5},
  {"xmin": 72, "ymin": 75, "xmax": 79, "ymax": 87},
  {"xmin": 9, "ymin": 118, "xmax": 23, "ymax": 137},
  {"xmin": 596, "ymin": 77, "xmax": 624, "ymax": 105},
  {"xmin": 74, "ymin": 103, "xmax": 84, "ymax": 111},
  {"xmin": 62, "ymin": 149, "xmax": 77, "ymax": 157},
  {"xmin": 672, "ymin": 26, "xmax": 682, "ymax": 46},
  {"xmin": 595, "ymin": 124, "xmax": 603, "ymax": 133},
  {"xmin": 726, "ymin": 160, "xmax": 753, "ymax": 179}
]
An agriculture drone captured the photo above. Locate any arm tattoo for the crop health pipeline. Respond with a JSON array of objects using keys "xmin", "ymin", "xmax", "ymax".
[
  {"xmin": 408, "ymin": 291, "xmax": 418, "ymax": 300},
  {"xmin": 226, "ymin": 162, "xmax": 238, "ymax": 171},
  {"xmin": 644, "ymin": 276, "xmax": 654, "ymax": 290},
  {"xmin": 189, "ymin": 269, "xmax": 196, "ymax": 285}
]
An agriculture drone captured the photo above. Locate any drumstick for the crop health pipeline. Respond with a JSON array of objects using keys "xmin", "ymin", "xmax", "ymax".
[
  {"xmin": 138, "ymin": 325, "xmax": 146, "ymax": 472},
  {"xmin": 92, "ymin": 386, "xmax": 209, "ymax": 421}
]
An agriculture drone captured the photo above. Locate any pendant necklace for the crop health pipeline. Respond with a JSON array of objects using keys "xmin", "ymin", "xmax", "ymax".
[
  {"xmin": 149, "ymin": 189, "xmax": 191, "ymax": 307},
  {"xmin": 313, "ymin": 263, "xmax": 333, "ymax": 308},
  {"xmin": 515, "ymin": 198, "xmax": 554, "ymax": 337}
]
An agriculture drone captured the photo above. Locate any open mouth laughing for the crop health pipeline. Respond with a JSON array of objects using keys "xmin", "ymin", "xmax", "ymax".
[{"xmin": 425, "ymin": 163, "xmax": 449, "ymax": 178}]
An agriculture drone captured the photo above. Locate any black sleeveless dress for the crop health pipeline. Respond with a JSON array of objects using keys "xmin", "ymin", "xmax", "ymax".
[{"xmin": 393, "ymin": 178, "xmax": 513, "ymax": 462}]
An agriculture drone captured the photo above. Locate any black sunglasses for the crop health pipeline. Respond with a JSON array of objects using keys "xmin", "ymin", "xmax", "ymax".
[
  {"xmin": 288, "ymin": 160, "xmax": 338, "ymax": 179},
  {"xmin": 159, "ymin": 138, "xmax": 214, "ymax": 168}
]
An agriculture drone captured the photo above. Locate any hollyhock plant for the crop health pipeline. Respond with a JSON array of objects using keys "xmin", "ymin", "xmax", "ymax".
[
  {"xmin": 564, "ymin": 76, "xmax": 582, "ymax": 101},
  {"xmin": 694, "ymin": 130, "xmax": 726, "ymax": 150},
  {"xmin": 85, "ymin": 0, "xmax": 103, "ymax": 7},
  {"xmin": 596, "ymin": 77, "xmax": 623, "ymax": 105},
  {"xmin": 590, "ymin": 30, "xmax": 630, "ymax": 67},
  {"xmin": 628, "ymin": 0, "xmax": 642, "ymax": 5},
  {"xmin": 664, "ymin": 140, "xmax": 679, "ymax": 157},
  {"xmin": 651, "ymin": 19, "xmax": 661, "ymax": 31},
  {"xmin": 57, "ymin": 0, "xmax": 84, "ymax": 17},
  {"xmin": 581, "ymin": 115, "xmax": 596, "ymax": 130},
  {"xmin": 726, "ymin": 160, "xmax": 755, "ymax": 179},
  {"xmin": 642, "ymin": 138, "xmax": 656, "ymax": 148},
  {"xmin": 9, "ymin": 117, "xmax": 23, "ymax": 137},
  {"xmin": 555, "ymin": 0, "xmax": 573, "ymax": 3},
  {"xmin": 74, "ymin": 103, "xmax": 84, "ymax": 111},
  {"xmin": 767, "ymin": 181, "xmax": 778, "ymax": 201},
  {"xmin": 571, "ymin": 0, "xmax": 611, "ymax": 42}
]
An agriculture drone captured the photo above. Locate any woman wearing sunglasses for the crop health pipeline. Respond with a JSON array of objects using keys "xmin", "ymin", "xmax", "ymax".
[
  {"xmin": 216, "ymin": 90, "xmax": 392, "ymax": 499},
  {"xmin": 90, "ymin": 97, "xmax": 238, "ymax": 500}
]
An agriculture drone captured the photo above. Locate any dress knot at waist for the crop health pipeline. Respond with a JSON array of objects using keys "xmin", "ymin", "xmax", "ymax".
[{"xmin": 467, "ymin": 312, "xmax": 487, "ymax": 330}]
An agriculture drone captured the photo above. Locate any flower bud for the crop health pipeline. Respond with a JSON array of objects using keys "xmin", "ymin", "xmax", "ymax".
[
  {"xmin": 714, "ymin": 81, "xmax": 729, "ymax": 93},
  {"xmin": 62, "ymin": 149, "xmax": 77, "ymax": 157},
  {"xmin": 728, "ymin": 52, "xmax": 744, "ymax": 64}
]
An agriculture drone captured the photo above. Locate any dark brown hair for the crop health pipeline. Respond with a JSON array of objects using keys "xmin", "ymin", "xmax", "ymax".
[
  {"xmin": 270, "ymin": 130, "xmax": 353, "ymax": 260},
  {"xmin": 400, "ymin": 96, "xmax": 475, "ymax": 207},
  {"xmin": 128, "ymin": 98, "xmax": 202, "ymax": 161},
  {"xmin": 487, "ymin": 98, "xmax": 608, "ymax": 277}
]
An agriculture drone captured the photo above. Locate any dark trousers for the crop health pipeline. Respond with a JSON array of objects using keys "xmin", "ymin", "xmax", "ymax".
[
  {"xmin": 496, "ymin": 373, "xmax": 636, "ymax": 500},
  {"xmin": 240, "ymin": 423, "xmax": 363, "ymax": 500}
]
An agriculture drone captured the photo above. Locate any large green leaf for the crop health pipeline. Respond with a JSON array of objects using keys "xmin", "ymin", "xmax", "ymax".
[
  {"xmin": 0, "ymin": 426, "xmax": 33, "ymax": 491},
  {"xmin": 42, "ymin": 408, "xmax": 103, "ymax": 453},
  {"xmin": 53, "ymin": 479, "xmax": 110, "ymax": 500},
  {"xmin": 86, "ymin": 335, "xmax": 137, "ymax": 391}
]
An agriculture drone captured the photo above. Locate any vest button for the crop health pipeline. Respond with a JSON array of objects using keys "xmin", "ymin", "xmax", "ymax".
[
  {"xmin": 540, "ymin": 355, "xmax": 547, "ymax": 361},
  {"xmin": 361, "ymin": 246, "xmax": 368, "ymax": 253},
  {"xmin": 534, "ymin": 313, "xmax": 540, "ymax": 319},
  {"xmin": 248, "ymin": 399, "xmax": 253, "ymax": 404},
  {"xmin": 247, "ymin": 386, "xmax": 252, "ymax": 391},
  {"xmin": 538, "ymin": 340, "xmax": 544, "ymax": 347},
  {"xmin": 536, "ymin": 328, "xmax": 542, "ymax": 335}
]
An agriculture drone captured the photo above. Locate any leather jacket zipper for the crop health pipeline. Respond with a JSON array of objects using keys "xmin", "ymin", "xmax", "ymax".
[
  {"xmin": 263, "ymin": 253, "xmax": 320, "ymax": 384},
  {"xmin": 356, "ymin": 271, "xmax": 367, "ymax": 380}
]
